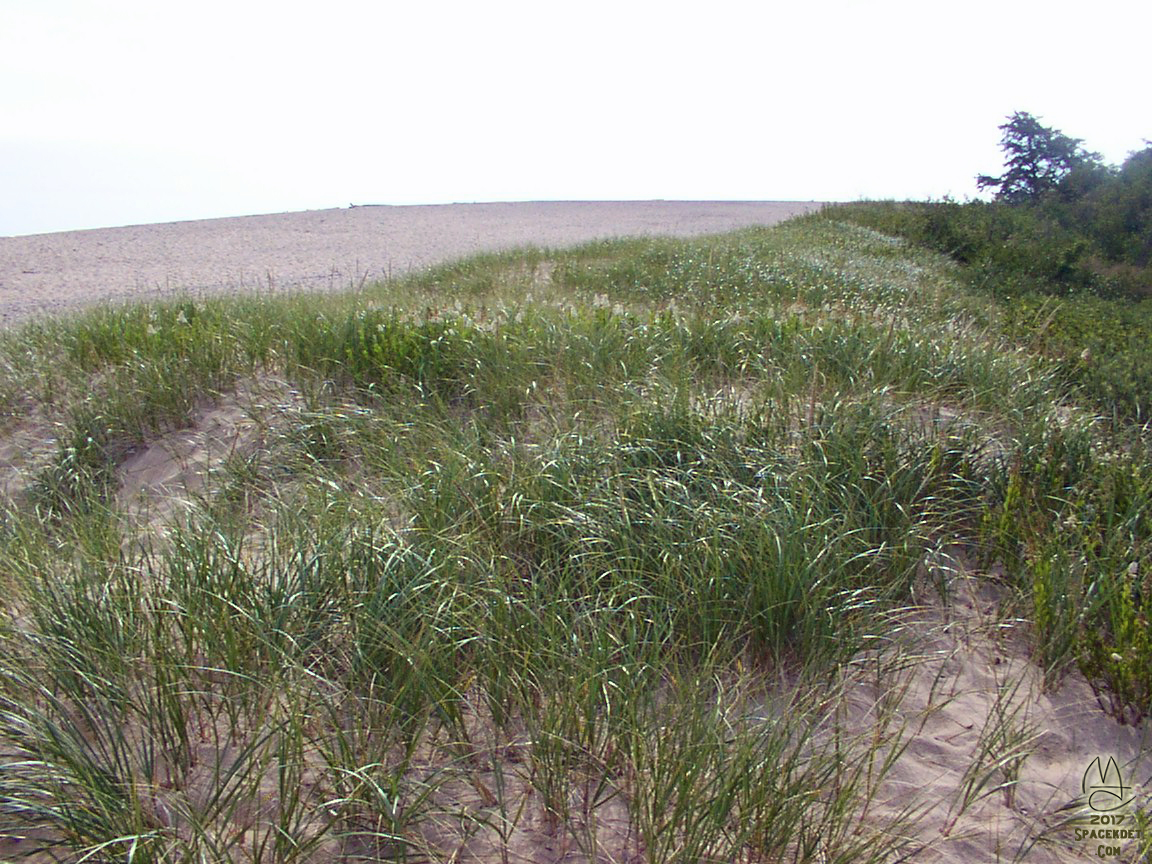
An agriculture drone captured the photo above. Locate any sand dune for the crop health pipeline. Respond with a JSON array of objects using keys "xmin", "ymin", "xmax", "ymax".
[
  {"xmin": 0, "ymin": 200, "xmax": 823, "ymax": 326},
  {"xmin": 3, "ymin": 199, "xmax": 1149, "ymax": 862}
]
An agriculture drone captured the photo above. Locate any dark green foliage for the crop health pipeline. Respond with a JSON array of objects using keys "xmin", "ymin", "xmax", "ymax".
[
  {"xmin": 832, "ymin": 199, "xmax": 1152, "ymax": 420},
  {"xmin": 1079, "ymin": 147, "xmax": 1152, "ymax": 268},
  {"xmin": 970, "ymin": 112, "xmax": 1152, "ymax": 296},
  {"xmin": 825, "ymin": 200, "xmax": 1098, "ymax": 296},
  {"xmin": 977, "ymin": 111, "xmax": 1102, "ymax": 204},
  {"xmin": 827, "ymin": 136, "xmax": 1152, "ymax": 419},
  {"xmin": 995, "ymin": 291, "xmax": 1152, "ymax": 421}
]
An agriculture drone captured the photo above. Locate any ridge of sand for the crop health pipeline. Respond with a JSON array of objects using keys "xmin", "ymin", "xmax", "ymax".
[{"xmin": 0, "ymin": 200, "xmax": 823, "ymax": 326}]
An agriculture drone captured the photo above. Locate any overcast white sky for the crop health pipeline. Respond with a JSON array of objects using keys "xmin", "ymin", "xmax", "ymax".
[{"xmin": 1, "ymin": 0, "xmax": 1148, "ymax": 236}]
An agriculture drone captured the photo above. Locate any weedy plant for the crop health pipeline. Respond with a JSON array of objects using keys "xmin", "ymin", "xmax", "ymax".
[{"xmin": 0, "ymin": 217, "xmax": 1149, "ymax": 861}]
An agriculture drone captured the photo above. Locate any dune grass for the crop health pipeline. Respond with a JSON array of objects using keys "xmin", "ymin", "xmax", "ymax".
[{"xmin": 0, "ymin": 217, "xmax": 1149, "ymax": 861}]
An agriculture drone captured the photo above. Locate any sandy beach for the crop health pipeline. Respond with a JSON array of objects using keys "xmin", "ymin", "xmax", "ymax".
[{"xmin": 0, "ymin": 200, "xmax": 823, "ymax": 326}]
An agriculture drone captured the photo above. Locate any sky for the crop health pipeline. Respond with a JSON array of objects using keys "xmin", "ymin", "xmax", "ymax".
[{"xmin": 1, "ymin": 0, "xmax": 1149, "ymax": 237}]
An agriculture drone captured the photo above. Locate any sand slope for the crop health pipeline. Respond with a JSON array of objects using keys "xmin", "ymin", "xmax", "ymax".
[{"xmin": 0, "ymin": 201, "xmax": 822, "ymax": 325}]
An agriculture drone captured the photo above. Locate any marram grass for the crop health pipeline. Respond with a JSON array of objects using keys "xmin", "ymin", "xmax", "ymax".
[{"xmin": 0, "ymin": 218, "xmax": 1148, "ymax": 861}]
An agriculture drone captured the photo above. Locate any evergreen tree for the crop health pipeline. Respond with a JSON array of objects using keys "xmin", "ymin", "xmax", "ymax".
[{"xmin": 977, "ymin": 111, "xmax": 1102, "ymax": 204}]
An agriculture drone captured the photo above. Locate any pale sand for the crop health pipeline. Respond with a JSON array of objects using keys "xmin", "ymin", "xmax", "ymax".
[{"xmin": 0, "ymin": 200, "xmax": 823, "ymax": 326}]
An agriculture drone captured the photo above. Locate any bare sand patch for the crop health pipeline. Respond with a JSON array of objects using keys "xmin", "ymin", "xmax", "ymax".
[{"xmin": 0, "ymin": 201, "xmax": 823, "ymax": 326}]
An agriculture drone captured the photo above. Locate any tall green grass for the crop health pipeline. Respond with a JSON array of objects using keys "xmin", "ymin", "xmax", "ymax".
[{"xmin": 0, "ymin": 218, "xmax": 1148, "ymax": 860}]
